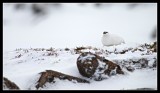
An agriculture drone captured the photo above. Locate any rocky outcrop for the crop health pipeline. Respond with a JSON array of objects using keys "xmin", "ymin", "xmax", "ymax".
[
  {"xmin": 3, "ymin": 77, "xmax": 20, "ymax": 90},
  {"xmin": 113, "ymin": 57, "xmax": 157, "ymax": 70},
  {"xmin": 77, "ymin": 52, "xmax": 124, "ymax": 81},
  {"xmin": 36, "ymin": 70, "xmax": 89, "ymax": 89}
]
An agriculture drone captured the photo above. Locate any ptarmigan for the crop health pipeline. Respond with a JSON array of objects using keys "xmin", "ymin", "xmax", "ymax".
[{"xmin": 101, "ymin": 31, "xmax": 125, "ymax": 46}]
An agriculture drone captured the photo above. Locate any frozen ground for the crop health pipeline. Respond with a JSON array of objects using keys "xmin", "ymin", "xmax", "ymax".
[
  {"xmin": 3, "ymin": 3, "xmax": 157, "ymax": 90},
  {"xmin": 3, "ymin": 43, "xmax": 157, "ymax": 90}
]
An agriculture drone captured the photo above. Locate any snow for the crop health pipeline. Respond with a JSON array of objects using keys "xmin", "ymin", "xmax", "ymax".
[
  {"xmin": 3, "ymin": 3, "xmax": 157, "ymax": 90},
  {"xmin": 29, "ymin": 69, "xmax": 157, "ymax": 90},
  {"xmin": 3, "ymin": 44, "xmax": 157, "ymax": 90},
  {"xmin": 93, "ymin": 59, "xmax": 108, "ymax": 80},
  {"xmin": 78, "ymin": 53, "xmax": 96, "ymax": 62}
]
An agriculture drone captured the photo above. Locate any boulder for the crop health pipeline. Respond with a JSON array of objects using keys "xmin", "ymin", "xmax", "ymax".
[
  {"xmin": 36, "ymin": 70, "xmax": 89, "ymax": 89},
  {"xmin": 77, "ymin": 52, "xmax": 124, "ymax": 80}
]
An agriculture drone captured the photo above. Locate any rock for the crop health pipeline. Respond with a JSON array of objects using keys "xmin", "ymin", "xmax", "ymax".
[
  {"xmin": 77, "ymin": 52, "xmax": 99, "ymax": 78},
  {"xmin": 150, "ymin": 42, "xmax": 157, "ymax": 52},
  {"xmin": 152, "ymin": 60, "xmax": 157, "ymax": 67},
  {"xmin": 103, "ymin": 59, "xmax": 124, "ymax": 75},
  {"xmin": 126, "ymin": 66, "xmax": 135, "ymax": 72},
  {"xmin": 113, "ymin": 57, "xmax": 157, "ymax": 70},
  {"xmin": 36, "ymin": 70, "xmax": 89, "ymax": 89},
  {"xmin": 3, "ymin": 77, "xmax": 20, "ymax": 90},
  {"xmin": 139, "ymin": 58, "xmax": 148, "ymax": 68},
  {"xmin": 74, "ymin": 47, "xmax": 86, "ymax": 54},
  {"xmin": 77, "ymin": 52, "xmax": 124, "ymax": 80}
]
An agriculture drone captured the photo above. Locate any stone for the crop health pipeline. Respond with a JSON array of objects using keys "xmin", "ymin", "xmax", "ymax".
[
  {"xmin": 77, "ymin": 52, "xmax": 124, "ymax": 80},
  {"xmin": 126, "ymin": 66, "xmax": 135, "ymax": 72},
  {"xmin": 3, "ymin": 77, "xmax": 20, "ymax": 90},
  {"xmin": 36, "ymin": 70, "xmax": 89, "ymax": 89}
]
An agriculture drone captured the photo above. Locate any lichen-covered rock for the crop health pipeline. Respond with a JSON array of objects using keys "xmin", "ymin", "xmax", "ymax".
[
  {"xmin": 77, "ymin": 52, "xmax": 124, "ymax": 80},
  {"xmin": 36, "ymin": 70, "xmax": 89, "ymax": 89},
  {"xmin": 3, "ymin": 77, "xmax": 20, "ymax": 90}
]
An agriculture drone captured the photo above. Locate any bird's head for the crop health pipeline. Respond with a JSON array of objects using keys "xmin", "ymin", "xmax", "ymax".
[{"xmin": 103, "ymin": 31, "xmax": 109, "ymax": 35}]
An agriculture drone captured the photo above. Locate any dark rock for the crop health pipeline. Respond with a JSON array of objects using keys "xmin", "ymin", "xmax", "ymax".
[
  {"xmin": 150, "ymin": 42, "xmax": 157, "ymax": 52},
  {"xmin": 103, "ymin": 59, "xmax": 124, "ymax": 75},
  {"xmin": 126, "ymin": 66, "xmax": 135, "ymax": 72},
  {"xmin": 77, "ymin": 52, "xmax": 124, "ymax": 80},
  {"xmin": 139, "ymin": 58, "xmax": 148, "ymax": 68},
  {"xmin": 152, "ymin": 59, "xmax": 157, "ymax": 67},
  {"xmin": 36, "ymin": 70, "xmax": 89, "ymax": 89},
  {"xmin": 74, "ymin": 47, "xmax": 86, "ymax": 54},
  {"xmin": 15, "ymin": 54, "xmax": 22, "ymax": 58},
  {"xmin": 77, "ymin": 52, "xmax": 99, "ymax": 78},
  {"xmin": 113, "ymin": 57, "xmax": 157, "ymax": 70},
  {"xmin": 3, "ymin": 77, "xmax": 20, "ymax": 90},
  {"xmin": 65, "ymin": 48, "xmax": 70, "ymax": 51}
]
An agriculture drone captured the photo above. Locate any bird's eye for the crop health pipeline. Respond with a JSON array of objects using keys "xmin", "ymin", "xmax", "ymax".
[{"xmin": 103, "ymin": 32, "xmax": 108, "ymax": 34}]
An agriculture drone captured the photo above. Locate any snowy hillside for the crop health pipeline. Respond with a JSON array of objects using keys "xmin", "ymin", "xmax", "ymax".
[
  {"xmin": 3, "ymin": 3, "xmax": 157, "ymax": 90},
  {"xmin": 3, "ymin": 42, "xmax": 157, "ymax": 90}
]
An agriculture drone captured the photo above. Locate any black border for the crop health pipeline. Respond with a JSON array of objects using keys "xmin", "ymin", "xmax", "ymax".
[{"xmin": 2, "ymin": 2, "xmax": 158, "ymax": 92}]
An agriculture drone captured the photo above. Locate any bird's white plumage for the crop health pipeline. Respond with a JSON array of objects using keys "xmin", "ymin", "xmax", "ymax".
[{"xmin": 101, "ymin": 32, "xmax": 125, "ymax": 46}]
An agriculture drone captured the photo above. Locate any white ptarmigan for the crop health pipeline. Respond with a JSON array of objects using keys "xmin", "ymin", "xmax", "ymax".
[{"xmin": 101, "ymin": 31, "xmax": 125, "ymax": 46}]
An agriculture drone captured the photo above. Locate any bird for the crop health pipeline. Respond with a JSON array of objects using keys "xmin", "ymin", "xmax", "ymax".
[{"xmin": 101, "ymin": 31, "xmax": 125, "ymax": 46}]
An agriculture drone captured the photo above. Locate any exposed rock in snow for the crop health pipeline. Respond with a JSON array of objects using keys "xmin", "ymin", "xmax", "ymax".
[
  {"xmin": 113, "ymin": 56, "xmax": 157, "ymax": 71},
  {"xmin": 3, "ymin": 42, "xmax": 157, "ymax": 90},
  {"xmin": 35, "ymin": 70, "xmax": 89, "ymax": 89},
  {"xmin": 77, "ymin": 52, "xmax": 124, "ymax": 80},
  {"xmin": 150, "ymin": 42, "xmax": 157, "ymax": 52},
  {"xmin": 3, "ymin": 77, "xmax": 20, "ymax": 90},
  {"xmin": 101, "ymin": 31, "xmax": 125, "ymax": 46},
  {"xmin": 126, "ymin": 66, "xmax": 135, "ymax": 72},
  {"xmin": 77, "ymin": 52, "xmax": 99, "ymax": 78}
]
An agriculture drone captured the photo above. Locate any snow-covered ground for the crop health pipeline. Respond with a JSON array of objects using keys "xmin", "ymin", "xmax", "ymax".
[
  {"xmin": 3, "ymin": 43, "xmax": 157, "ymax": 90},
  {"xmin": 3, "ymin": 3, "xmax": 157, "ymax": 90}
]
